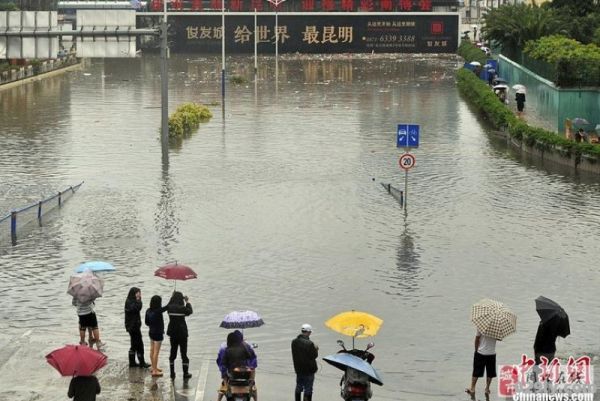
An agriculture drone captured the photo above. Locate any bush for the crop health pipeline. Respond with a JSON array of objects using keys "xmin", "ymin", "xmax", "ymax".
[
  {"xmin": 168, "ymin": 103, "xmax": 212, "ymax": 139},
  {"xmin": 457, "ymin": 41, "xmax": 488, "ymax": 66},
  {"xmin": 230, "ymin": 75, "xmax": 247, "ymax": 85},
  {"xmin": 524, "ymin": 35, "xmax": 600, "ymax": 86},
  {"xmin": 456, "ymin": 68, "xmax": 600, "ymax": 159}
]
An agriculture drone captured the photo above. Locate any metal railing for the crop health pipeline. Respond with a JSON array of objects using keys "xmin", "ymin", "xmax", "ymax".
[
  {"xmin": 381, "ymin": 182, "xmax": 404, "ymax": 207},
  {"xmin": 0, "ymin": 182, "xmax": 84, "ymax": 245}
]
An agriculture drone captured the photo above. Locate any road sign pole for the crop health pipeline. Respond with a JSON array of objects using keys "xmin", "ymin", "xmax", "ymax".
[
  {"xmin": 160, "ymin": 18, "xmax": 169, "ymax": 164},
  {"xmin": 404, "ymin": 170, "xmax": 408, "ymax": 210}
]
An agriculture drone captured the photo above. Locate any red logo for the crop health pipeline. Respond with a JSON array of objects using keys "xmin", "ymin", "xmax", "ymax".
[{"xmin": 430, "ymin": 21, "xmax": 444, "ymax": 35}]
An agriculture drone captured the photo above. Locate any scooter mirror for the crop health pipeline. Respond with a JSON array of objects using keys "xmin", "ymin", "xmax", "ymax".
[
  {"xmin": 366, "ymin": 342, "xmax": 375, "ymax": 350},
  {"xmin": 336, "ymin": 340, "xmax": 345, "ymax": 347},
  {"xmin": 252, "ymin": 343, "xmax": 258, "ymax": 349}
]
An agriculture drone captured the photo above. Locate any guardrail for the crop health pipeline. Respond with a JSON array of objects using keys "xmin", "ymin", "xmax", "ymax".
[{"xmin": 0, "ymin": 182, "xmax": 84, "ymax": 245}]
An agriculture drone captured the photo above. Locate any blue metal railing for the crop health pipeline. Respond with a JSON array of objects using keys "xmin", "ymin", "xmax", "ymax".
[{"xmin": 0, "ymin": 182, "xmax": 84, "ymax": 245}]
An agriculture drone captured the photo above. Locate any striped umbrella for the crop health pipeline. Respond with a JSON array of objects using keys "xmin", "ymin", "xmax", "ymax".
[
  {"xmin": 220, "ymin": 310, "xmax": 264, "ymax": 329},
  {"xmin": 471, "ymin": 299, "xmax": 517, "ymax": 340}
]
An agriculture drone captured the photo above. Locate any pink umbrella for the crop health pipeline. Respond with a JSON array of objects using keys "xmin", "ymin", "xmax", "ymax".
[{"xmin": 46, "ymin": 345, "xmax": 107, "ymax": 376}]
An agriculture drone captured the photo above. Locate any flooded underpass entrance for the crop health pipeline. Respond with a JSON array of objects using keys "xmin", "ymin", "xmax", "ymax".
[{"xmin": 0, "ymin": 54, "xmax": 599, "ymax": 401}]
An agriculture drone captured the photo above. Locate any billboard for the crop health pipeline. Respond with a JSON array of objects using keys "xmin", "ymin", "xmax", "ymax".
[{"xmin": 167, "ymin": 13, "xmax": 458, "ymax": 53}]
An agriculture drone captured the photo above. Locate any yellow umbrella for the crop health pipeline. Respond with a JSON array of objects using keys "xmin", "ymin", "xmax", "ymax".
[{"xmin": 325, "ymin": 311, "xmax": 383, "ymax": 340}]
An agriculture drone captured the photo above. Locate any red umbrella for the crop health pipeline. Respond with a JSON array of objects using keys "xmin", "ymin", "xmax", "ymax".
[
  {"xmin": 154, "ymin": 262, "xmax": 197, "ymax": 289},
  {"xmin": 46, "ymin": 345, "xmax": 107, "ymax": 376}
]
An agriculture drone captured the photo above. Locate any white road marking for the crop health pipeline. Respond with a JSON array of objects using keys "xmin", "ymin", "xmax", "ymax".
[{"xmin": 194, "ymin": 359, "xmax": 210, "ymax": 401}]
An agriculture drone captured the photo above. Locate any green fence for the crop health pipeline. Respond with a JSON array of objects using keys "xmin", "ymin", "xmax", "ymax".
[{"xmin": 498, "ymin": 55, "xmax": 600, "ymax": 134}]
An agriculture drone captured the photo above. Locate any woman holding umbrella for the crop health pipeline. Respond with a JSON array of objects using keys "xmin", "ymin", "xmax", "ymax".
[
  {"xmin": 167, "ymin": 291, "xmax": 193, "ymax": 380},
  {"xmin": 124, "ymin": 287, "xmax": 150, "ymax": 368}
]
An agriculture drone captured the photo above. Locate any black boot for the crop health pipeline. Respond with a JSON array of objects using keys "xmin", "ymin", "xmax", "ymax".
[
  {"xmin": 128, "ymin": 350, "xmax": 138, "ymax": 367},
  {"xmin": 137, "ymin": 352, "xmax": 150, "ymax": 368},
  {"xmin": 303, "ymin": 394, "xmax": 312, "ymax": 401},
  {"xmin": 182, "ymin": 362, "xmax": 192, "ymax": 379},
  {"xmin": 169, "ymin": 362, "xmax": 176, "ymax": 379},
  {"xmin": 295, "ymin": 392, "xmax": 301, "ymax": 401}
]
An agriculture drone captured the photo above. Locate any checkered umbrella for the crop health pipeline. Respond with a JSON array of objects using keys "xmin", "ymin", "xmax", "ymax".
[{"xmin": 471, "ymin": 299, "xmax": 517, "ymax": 340}]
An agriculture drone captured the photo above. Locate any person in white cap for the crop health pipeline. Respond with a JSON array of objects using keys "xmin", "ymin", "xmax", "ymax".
[{"xmin": 291, "ymin": 324, "xmax": 318, "ymax": 401}]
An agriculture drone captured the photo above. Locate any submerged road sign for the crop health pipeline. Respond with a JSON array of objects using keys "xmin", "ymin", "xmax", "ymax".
[
  {"xmin": 397, "ymin": 124, "xmax": 420, "ymax": 148},
  {"xmin": 399, "ymin": 153, "xmax": 416, "ymax": 170}
]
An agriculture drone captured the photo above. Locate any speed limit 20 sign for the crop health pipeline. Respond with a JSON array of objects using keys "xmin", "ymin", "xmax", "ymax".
[{"xmin": 399, "ymin": 153, "xmax": 416, "ymax": 170}]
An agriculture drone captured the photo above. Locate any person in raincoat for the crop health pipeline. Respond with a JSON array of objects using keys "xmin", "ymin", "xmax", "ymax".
[
  {"xmin": 167, "ymin": 291, "xmax": 193, "ymax": 380},
  {"xmin": 124, "ymin": 287, "xmax": 150, "ymax": 368},
  {"xmin": 516, "ymin": 92, "xmax": 526, "ymax": 113},
  {"xmin": 216, "ymin": 330, "xmax": 258, "ymax": 401}
]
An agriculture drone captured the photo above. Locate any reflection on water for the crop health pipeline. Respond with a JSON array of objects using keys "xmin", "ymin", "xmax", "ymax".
[{"xmin": 0, "ymin": 54, "xmax": 599, "ymax": 401}]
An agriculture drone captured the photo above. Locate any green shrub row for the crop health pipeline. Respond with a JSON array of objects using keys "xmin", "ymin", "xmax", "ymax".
[
  {"xmin": 524, "ymin": 35, "xmax": 600, "ymax": 87},
  {"xmin": 457, "ymin": 40, "xmax": 488, "ymax": 66},
  {"xmin": 168, "ymin": 103, "xmax": 212, "ymax": 139},
  {"xmin": 456, "ymin": 68, "xmax": 600, "ymax": 159}
]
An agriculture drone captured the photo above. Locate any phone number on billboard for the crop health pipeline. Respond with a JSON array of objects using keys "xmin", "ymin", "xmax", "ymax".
[{"xmin": 379, "ymin": 34, "xmax": 416, "ymax": 42}]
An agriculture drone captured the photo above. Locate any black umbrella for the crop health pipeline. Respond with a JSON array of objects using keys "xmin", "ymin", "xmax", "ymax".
[{"xmin": 535, "ymin": 296, "xmax": 570, "ymax": 338}]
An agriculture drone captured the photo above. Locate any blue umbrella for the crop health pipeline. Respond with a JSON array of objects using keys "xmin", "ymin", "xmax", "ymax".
[
  {"xmin": 220, "ymin": 310, "xmax": 264, "ymax": 329},
  {"xmin": 74, "ymin": 261, "xmax": 116, "ymax": 273},
  {"xmin": 323, "ymin": 353, "xmax": 383, "ymax": 386}
]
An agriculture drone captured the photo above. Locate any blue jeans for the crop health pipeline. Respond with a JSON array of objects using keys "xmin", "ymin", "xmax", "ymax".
[{"xmin": 295, "ymin": 374, "xmax": 315, "ymax": 395}]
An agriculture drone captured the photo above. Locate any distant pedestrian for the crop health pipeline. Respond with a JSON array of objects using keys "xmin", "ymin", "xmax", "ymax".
[
  {"xmin": 72, "ymin": 297, "xmax": 105, "ymax": 351},
  {"xmin": 575, "ymin": 128, "xmax": 584, "ymax": 143},
  {"xmin": 167, "ymin": 291, "xmax": 193, "ymax": 380},
  {"xmin": 466, "ymin": 331, "xmax": 497, "ymax": 397},
  {"xmin": 145, "ymin": 295, "xmax": 168, "ymax": 376},
  {"xmin": 291, "ymin": 324, "xmax": 318, "ymax": 401},
  {"xmin": 68, "ymin": 375, "xmax": 101, "ymax": 401},
  {"xmin": 125, "ymin": 287, "xmax": 150, "ymax": 368},
  {"xmin": 516, "ymin": 92, "xmax": 526, "ymax": 113}
]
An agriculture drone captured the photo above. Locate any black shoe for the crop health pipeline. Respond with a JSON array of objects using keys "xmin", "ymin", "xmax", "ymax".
[
  {"xmin": 139, "ymin": 362, "xmax": 151, "ymax": 368},
  {"xmin": 183, "ymin": 372, "xmax": 192, "ymax": 379}
]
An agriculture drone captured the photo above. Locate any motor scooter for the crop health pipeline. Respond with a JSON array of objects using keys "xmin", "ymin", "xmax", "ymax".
[{"xmin": 335, "ymin": 340, "xmax": 377, "ymax": 401}]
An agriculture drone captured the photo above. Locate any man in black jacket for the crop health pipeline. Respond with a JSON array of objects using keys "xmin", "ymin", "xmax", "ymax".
[{"xmin": 291, "ymin": 324, "xmax": 318, "ymax": 401}]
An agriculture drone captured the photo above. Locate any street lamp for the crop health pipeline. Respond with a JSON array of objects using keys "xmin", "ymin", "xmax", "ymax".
[{"xmin": 266, "ymin": 0, "xmax": 285, "ymax": 83}]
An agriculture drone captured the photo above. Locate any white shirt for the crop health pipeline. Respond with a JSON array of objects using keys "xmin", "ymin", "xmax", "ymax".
[{"xmin": 476, "ymin": 331, "xmax": 497, "ymax": 355}]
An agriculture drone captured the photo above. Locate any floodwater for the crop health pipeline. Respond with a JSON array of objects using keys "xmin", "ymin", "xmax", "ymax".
[{"xmin": 0, "ymin": 54, "xmax": 599, "ymax": 401}]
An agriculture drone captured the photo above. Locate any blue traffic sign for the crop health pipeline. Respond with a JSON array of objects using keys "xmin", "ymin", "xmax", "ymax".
[{"xmin": 397, "ymin": 124, "xmax": 419, "ymax": 148}]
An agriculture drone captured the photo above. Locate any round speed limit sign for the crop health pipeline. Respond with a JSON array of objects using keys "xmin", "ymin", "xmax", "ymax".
[{"xmin": 399, "ymin": 153, "xmax": 416, "ymax": 170}]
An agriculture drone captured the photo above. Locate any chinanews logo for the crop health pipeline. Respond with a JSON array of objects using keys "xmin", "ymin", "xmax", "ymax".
[{"xmin": 498, "ymin": 354, "xmax": 595, "ymax": 401}]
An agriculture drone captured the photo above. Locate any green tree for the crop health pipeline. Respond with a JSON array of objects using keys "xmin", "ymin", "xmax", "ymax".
[
  {"xmin": 545, "ymin": 0, "xmax": 600, "ymax": 18},
  {"xmin": 0, "ymin": 0, "xmax": 18, "ymax": 10},
  {"xmin": 482, "ymin": 3, "xmax": 568, "ymax": 55}
]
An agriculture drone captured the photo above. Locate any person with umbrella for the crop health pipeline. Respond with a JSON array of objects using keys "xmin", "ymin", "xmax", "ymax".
[
  {"xmin": 124, "ymin": 287, "xmax": 150, "ymax": 368},
  {"xmin": 534, "ymin": 296, "xmax": 570, "ymax": 365},
  {"xmin": 216, "ymin": 330, "xmax": 258, "ymax": 401},
  {"xmin": 467, "ymin": 299, "xmax": 517, "ymax": 397},
  {"xmin": 68, "ymin": 375, "xmax": 101, "ymax": 401},
  {"xmin": 46, "ymin": 344, "xmax": 106, "ymax": 401},
  {"xmin": 291, "ymin": 324, "xmax": 319, "ymax": 401},
  {"xmin": 167, "ymin": 291, "xmax": 193, "ymax": 380},
  {"xmin": 72, "ymin": 297, "xmax": 105, "ymax": 351}
]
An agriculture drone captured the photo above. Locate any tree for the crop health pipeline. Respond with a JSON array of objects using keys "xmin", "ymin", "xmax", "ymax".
[
  {"xmin": 481, "ymin": 3, "xmax": 568, "ymax": 55},
  {"xmin": 545, "ymin": 0, "xmax": 600, "ymax": 18}
]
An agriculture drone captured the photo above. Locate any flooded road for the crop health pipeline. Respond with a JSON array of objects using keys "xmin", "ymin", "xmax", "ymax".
[{"xmin": 0, "ymin": 54, "xmax": 599, "ymax": 401}]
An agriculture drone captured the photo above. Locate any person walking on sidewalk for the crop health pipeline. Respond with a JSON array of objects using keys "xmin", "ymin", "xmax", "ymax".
[
  {"xmin": 466, "ymin": 331, "xmax": 497, "ymax": 397},
  {"xmin": 291, "ymin": 324, "xmax": 318, "ymax": 401},
  {"xmin": 167, "ymin": 291, "xmax": 193, "ymax": 380},
  {"xmin": 124, "ymin": 287, "xmax": 150, "ymax": 368},
  {"xmin": 146, "ymin": 295, "xmax": 169, "ymax": 376}
]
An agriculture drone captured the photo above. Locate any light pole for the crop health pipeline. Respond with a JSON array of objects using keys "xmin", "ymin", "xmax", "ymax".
[
  {"xmin": 266, "ymin": 0, "xmax": 285, "ymax": 83},
  {"xmin": 221, "ymin": 0, "xmax": 225, "ymax": 114}
]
